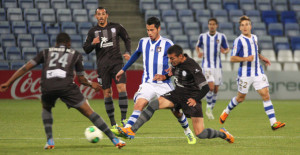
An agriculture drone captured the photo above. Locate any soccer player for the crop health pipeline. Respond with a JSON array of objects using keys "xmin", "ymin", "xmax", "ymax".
[
  {"xmin": 0, "ymin": 33, "xmax": 126, "ymax": 149},
  {"xmin": 114, "ymin": 17, "xmax": 197, "ymax": 144},
  {"xmin": 195, "ymin": 18, "xmax": 229, "ymax": 120},
  {"xmin": 219, "ymin": 16, "xmax": 285, "ymax": 130},
  {"xmin": 83, "ymin": 7, "xmax": 131, "ymax": 128},
  {"xmin": 117, "ymin": 45, "xmax": 234, "ymax": 144}
]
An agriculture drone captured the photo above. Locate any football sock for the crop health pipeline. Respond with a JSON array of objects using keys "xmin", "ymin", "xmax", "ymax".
[
  {"xmin": 126, "ymin": 110, "xmax": 141, "ymax": 128},
  {"xmin": 88, "ymin": 112, "xmax": 116, "ymax": 140},
  {"xmin": 263, "ymin": 100, "xmax": 277, "ymax": 126},
  {"xmin": 42, "ymin": 108, "xmax": 53, "ymax": 141},
  {"xmin": 211, "ymin": 93, "xmax": 218, "ymax": 110},
  {"xmin": 206, "ymin": 91, "xmax": 213, "ymax": 109},
  {"xmin": 197, "ymin": 128, "xmax": 226, "ymax": 139},
  {"xmin": 225, "ymin": 96, "xmax": 239, "ymax": 114},
  {"xmin": 118, "ymin": 92, "xmax": 128, "ymax": 120},
  {"xmin": 104, "ymin": 97, "xmax": 116, "ymax": 126},
  {"xmin": 131, "ymin": 99, "xmax": 159, "ymax": 133},
  {"xmin": 177, "ymin": 113, "xmax": 190, "ymax": 134}
]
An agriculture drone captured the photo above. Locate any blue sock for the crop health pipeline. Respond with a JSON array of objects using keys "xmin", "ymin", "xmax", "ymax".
[
  {"xmin": 225, "ymin": 97, "xmax": 239, "ymax": 114},
  {"xmin": 263, "ymin": 100, "xmax": 277, "ymax": 126},
  {"xmin": 126, "ymin": 110, "xmax": 141, "ymax": 127},
  {"xmin": 211, "ymin": 93, "xmax": 217, "ymax": 110},
  {"xmin": 206, "ymin": 91, "xmax": 213, "ymax": 109}
]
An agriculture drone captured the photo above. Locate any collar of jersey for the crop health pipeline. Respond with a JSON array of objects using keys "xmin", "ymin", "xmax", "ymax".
[
  {"xmin": 241, "ymin": 34, "xmax": 253, "ymax": 39},
  {"xmin": 207, "ymin": 31, "xmax": 218, "ymax": 37},
  {"xmin": 149, "ymin": 36, "xmax": 161, "ymax": 45}
]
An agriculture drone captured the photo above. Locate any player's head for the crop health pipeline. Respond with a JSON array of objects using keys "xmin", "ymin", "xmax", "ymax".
[
  {"xmin": 239, "ymin": 15, "xmax": 252, "ymax": 36},
  {"xmin": 208, "ymin": 18, "xmax": 218, "ymax": 34},
  {"xmin": 146, "ymin": 17, "xmax": 161, "ymax": 41},
  {"xmin": 167, "ymin": 45, "xmax": 184, "ymax": 66},
  {"xmin": 95, "ymin": 7, "xmax": 108, "ymax": 27},
  {"xmin": 56, "ymin": 32, "xmax": 71, "ymax": 48}
]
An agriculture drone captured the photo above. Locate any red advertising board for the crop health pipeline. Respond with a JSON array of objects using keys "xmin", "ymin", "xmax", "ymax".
[{"xmin": 0, "ymin": 70, "xmax": 143, "ymax": 99}]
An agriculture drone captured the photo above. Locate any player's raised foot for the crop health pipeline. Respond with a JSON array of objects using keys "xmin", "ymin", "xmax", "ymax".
[
  {"xmin": 220, "ymin": 128, "xmax": 234, "ymax": 143},
  {"xmin": 219, "ymin": 110, "xmax": 228, "ymax": 124},
  {"xmin": 117, "ymin": 126, "xmax": 135, "ymax": 139},
  {"xmin": 44, "ymin": 138, "xmax": 55, "ymax": 150},
  {"xmin": 120, "ymin": 119, "xmax": 128, "ymax": 127},
  {"xmin": 206, "ymin": 108, "xmax": 215, "ymax": 120},
  {"xmin": 186, "ymin": 132, "xmax": 196, "ymax": 144},
  {"xmin": 271, "ymin": 121, "xmax": 286, "ymax": 130},
  {"xmin": 112, "ymin": 138, "xmax": 126, "ymax": 149}
]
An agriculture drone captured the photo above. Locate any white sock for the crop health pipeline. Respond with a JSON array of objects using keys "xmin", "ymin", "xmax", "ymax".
[
  {"xmin": 263, "ymin": 100, "xmax": 277, "ymax": 126},
  {"xmin": 225, "ymin": 97, "xmax": 239, "ymax": 114}
]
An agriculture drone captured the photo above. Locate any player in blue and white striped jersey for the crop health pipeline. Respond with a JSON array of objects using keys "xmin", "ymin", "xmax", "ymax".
[
  {"xmin": 114, "ymin": 17, "xmax": 196, "ymax": 144},
  {"xmin": 219, "ymin": 16, "xmax": 285, "ymax": 130},
  {"xmin": 196, "ymin": 18, "xmax": 229, "ymax": 120}
]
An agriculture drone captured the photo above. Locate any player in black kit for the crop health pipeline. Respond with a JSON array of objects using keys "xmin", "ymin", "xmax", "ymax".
[
  {"xmin": 83, "ymin": 7, "xmax": 131, "ymax": 128},
  {"xmin": 0, "ymin": 33, "xmax": 126, "ymax": 149},
  {"xmin": 117, "ymin": 45, "xmax": 235, "ymax": 144}
]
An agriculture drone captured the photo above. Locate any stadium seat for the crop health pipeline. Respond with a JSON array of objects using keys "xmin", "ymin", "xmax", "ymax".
[
  {"xmin": 183, "ymin": 22, "xmax": 200, "ymax": 36},
  {"xmin": 268, "ymin": 23, "xmax": 283, "ymax": 36},
  {"xmin": 74, "ymin": 47, "xmax": 89, "ymax": 61},
  {"xmin": 274, "ymin": 37, "xmax": 290, "ymax": 51},
  {"xmin": 83, "ymin": 61, "xmax": 95, "ymax": 70},
  {"xmin": 277, "ymin": 49, "xmax": 293, "ymax": 62},
  {"xmin": 7, "ymin": 8, "xmax": 23, "ymax": 21},
  {"xmin": 294, "ymin": 50, "xmax": 300, "ymax": 62},
  {"xmin": 2, "ymin": 0, "xmax": 17, "ymax": 8},
  {"xmin": 259, "ymin": 35, "xmax": 273, "ymax": 50},
  {"xmin": 51, "ymin": 0, "xmax": 67, "ymax": 10},
  {"xmin": 239, "ymin": 0, "xmax": 255, "ymax": 11},
  {"xmin": 223, "ymin": 0, "xmax": 239, "ymax": 10},
  {"xmin": 0, "ymin": 48, "xmax": 5, "ymax": 60},
  {"xmin": 45, "ymin": 23, "xmax": 60, "ymax": 35},
  {"xmin": 285, "ymin": 23, "xmax": 300, "ymax": 37},
  {"xmin": 261, "ymin": 49, "xmax": 276, "ymax": 62},
  {"xmin": 195, "ymin": 10, "xmax": 211, "ymax": 24},
  {"xmin": 88, "ymin": 9, "xmax": 98, "ymax": 24},
  {"xmin": 245, "ymin": 10, "xmax": 261, "ymax": 22},
  {"xmin": 226, "ymin": 34, "xmax": 237, "ymax": 48},
  {"xmin": 283, "ymin": 62, "xmax": 298, "ymax": 71},
  {"xmin": 160, "ymin": 22, "xmax": 167, "ymax": 35},
  {"xmin": 67, "ymin": 0, "xmax": 83, "ymax": 9},
  {"xmin": 222, "ymin": 62, "xmax": 232, "ymax": 71},
  {"xmin": 261, "ymin": 11, "xmax": 278, "ymax": 25},
  {"xmin": 22, "ymin": 47, "xmax": 37, "ymax": 61},
  {"xmin": 256, "ymin": 0, "xmax": 272, "ymax": 11},
  {"xmin": 89, "ymin": 52, "xmax": 97, "ymax": 62},
  {"xmin": 70, "ymin": 34, "xmax": 82, "ymax": 48},
  {"xmin": 207, "ymin": 0, "xmax": 222, "ymax": 10},
  {"xmin": 0, "ymin": 34, "xmax": 16, "ymax": 48},
  {"xmin": 213, "ymin": 10, "xmax": 228, "ymax": 23},
  {"xmin": 0, "ymin": 21, "xmax": 11, "ymax": 34},
  {"xmin": 201, "ymin": 23, "xmax": 208, "ymax": 33},
  {"xmin": 167, "ymin": 22, "xmax": 183, "ymax": 36},
  {"xmin": 162, "ymin": 10, "xmax": 177, "ymax": 22},
  {"xmin": 290, "ymin": 37, "xmax": 300, "ymax": 51},
  {"xmin": 266, "ymin": 62, "xmax": 282, "ymax": 71},
  {"xmin": 281, "ymin": 11, "xmax": 297, "ymax": 24},
  {"xmin": 61, "ymin": 22, "xmax": 77, "ymax": 34},
  {"xmin": 83, "ymin": 0, "xmax": 98, "ymax": 10},
  {"xmin": 18, "ymin": 0, "xmax": 34, "ymax": 9},
  {"xmin": 24, "ymin": 9, "xmax": 39, "ymax": 22},
  {"xmin": 34, "ymin": 34, "xmax": 49, "ymax": 49},
  {"xmin": 156, "ymin": 0, "xmax": 172, "ymax": 11},
  {"xmin": 40, "ymin": 9, "xmax": 56, "ymax": 23},
  {"xmin": 12, "ymin": 21, "xmax": 27, "ymax": 35},
  {"xmin": 173, "ymin": 35, "xmax": 189, "ymax": 49},
  {"xmin": 229, "ymin": 10, "xmax": 244, "ymax": 23},
  {"xmin": 0, "ymin": 62, "xmax": 10, "ymax": 70},
  {"xmin": 10, "ymin": 61, "xmax": 26, "ymax": 70},
  {"xmin": 6, "ymin": 47, "xmax": 22, "ymax": 60},
  {"xmin": 178, "ymin": 10, "xmax": 194, "ymax": 23},
  {"xmin": 56, "ymin": 9, "xmax": 72, "ymax": 23},
  {"xmin": 183, "ymin": 49, "xmax": 192, "ymax": 57},
  {"xmin": 139, "ymin": 0, "xmax": 155, "ymax": 13},
  {"xmin": 35, "ymin": 0, "xmax": 50, "ymax": 9},
  {"xmin": 0, "ymin": 8, "xmax": 6, "ymax": 21},
  {"xmin": 189, "ymin": 0, "xmax": 205, "ymax": 12},
  {"xmin": 189, "ymin": 35, "xmax": 199, "ymax": 50},
  {"xmin": 145, "ymin": 10, "xmax": 161, "ymax": 21},
  {"xmin": 28, "ymin": 21, "xmax": 44, "ymax": 34},
  {"xmin": 78, "ymin": 22, "xmax": 93, "ymax": 35},
  {"xmin": 219, "ymin": 22, "xmax": 234, "ymax": 36},
  {"xmin": 252, "ymin": 22, "xmax": 267, "ymax": 36},
  {"xmin": 172, "ymin": 0, "xmax": 188, "ymax": 10},
  {"xmin": 49, "ymin": 34, "xmax": 57, "ymax": 46},
  {"xmin": 272, "ymin": 0, "xmax": 288, "ymax": 12},
  {"xmin": 17, "ymin": 34, "xmax": 33, "ymax": 48},
  {"xmin": 289, "ymin": 0, "xmax": 300, "ymax": 12},
  {"xmin": 73, "ymin": 9, "xmax": 88, "ymax": 23}
]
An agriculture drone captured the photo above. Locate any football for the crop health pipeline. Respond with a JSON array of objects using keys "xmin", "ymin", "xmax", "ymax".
[{"xmin": 84, "ymin": 126, "xmax": 103, "ymax": 143}]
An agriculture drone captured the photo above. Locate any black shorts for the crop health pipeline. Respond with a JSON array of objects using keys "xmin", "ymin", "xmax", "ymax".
[
  {"xmin": 97, "ymin": 63, "xmax": 126, "ymax": 89},
  {"xmin": 41, "ymin": 84, "xmax": 85, "ymax": 109},
  {"xmin": 161, "ymin": 89, "xmax": 203, "ymax": 118}
]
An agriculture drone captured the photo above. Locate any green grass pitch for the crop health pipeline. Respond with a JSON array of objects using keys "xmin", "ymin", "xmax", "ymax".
[{"xmin": 0, "ymin": 99, "xmax": 299, "ymax": 155}]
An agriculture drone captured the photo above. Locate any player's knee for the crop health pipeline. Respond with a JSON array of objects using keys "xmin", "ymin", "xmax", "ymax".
[
  {"xmin": 236, "ymin": 96, "xmax": 245, "ymax": 103},
  {"xmin": 134, "ymin": 102, "xmax": 147, "ymax": 111},
  {"xmin": 172, "ymin": 110, "xmax": 182, "ymax": 118},
  {"xmin": 262, "ymin": 94, "xmax": 270, "ymax": 101}
]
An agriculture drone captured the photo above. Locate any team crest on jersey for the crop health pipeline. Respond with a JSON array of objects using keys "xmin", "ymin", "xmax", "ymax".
[
  {"xmin": 111, "ymin": 28, "xmax": 116, "ymax": 33},
  {"xmin": 217, "ymin": 39, "xmax": 220, "ymax": 43},
  {"xmin": 156, "ymin": 46, "xmax": 161, "ymax": 52}
]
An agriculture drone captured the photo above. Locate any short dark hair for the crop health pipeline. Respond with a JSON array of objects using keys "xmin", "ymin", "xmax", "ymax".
[
  {"xmin": 208, "ymin": 18, "xmax": 218, "ymax": 25},
  {"xmin": 56, "ymin": 32, "xmax": 71, "ymax": 45},
  {"xmin": 146, "ymin": 17, "xmax": 160, "ymax": 29},
  {"xmin": 167, "ymin": 44, "xmax": 183, "ymax": 56},
  {"xmin": 239, "ymin": 15, "xmax": 251, "ymax": 25},
  {"xmin": 95, "ymin": 7, "xmax": 108, "ymax": 14}
]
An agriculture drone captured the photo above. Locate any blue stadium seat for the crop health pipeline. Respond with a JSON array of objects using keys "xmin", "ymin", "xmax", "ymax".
[
  {"xmin": 24, "ymin": 9, "xmax": 39, "ymax": 23},
  {"xmin": 239, "ymin": 0, "xmax": 255, "ymax": 11},
  {"xmin": 207, "ymin": 0, "xmax": 222, "ymax": 10},
  {"xmin": 49, "ymin": 34, "xmax": 57, "ymax": 46},
  {"xmin": 0, "ymin": 62, "xmax": 10, "ymax": 70},
  {"xmin": 145, "ymin": 10, "xmax": 161, "ymax": 21},
  {"xmin": 213, "ymin": 10, "xmax": 228, "ymax": 23},
  {"xmin": 10, "ymin": 61, "xmax": 26, "ymax": 70},
  {"xmin": 261, "ymin": 11, "xmax": 278, "ymax": 25},
  {"xmin": 83, "ymin": 0, "xmax": 98, "ymax": 10},
  {"xmin": 229, "ymin": 10, "xmax": 244, "ymax": 23},
  {"xmin": 172, "ymin": 0, "xmax": 188, "ymax": 10},
  {"xmin": 6, "ymin": 47, "xmax": 22, "ymax": 60},
  {"xmin": 139, "ymin": 0, "xmax": 155, "ymax": 13},
  {"xmin": 162, "ymin": 10, "xmax": 177, "ymax": 22},
  {"xmin": 70, "ymin": 34, "xmax": 82, "ymax": 48},
  {"xmin": 178, "ymin": 10, "xmax": 194, "ymax": 23},
  {"xmin": 22, "ymin": 47, "xmax": 37, "ymax": 61},
  {"xmin": 12, "ymin": 21, "xmax": 27, "ymax": 35},
  {"xmin": 268, "ymin": 23, "xmax": 283, "ymax": 36},
  {"xmin": 223, "ymin": 0, "xmax": 239, "ymax": 10},
  {"xmin": 290, "ymin": 37, "xmax": 300, "ymax": 51},
  {"xmin": 0, "ymin": 21, "xmax": 11, "ymax": 34},
  {"xmin": 28, "ymin": 21, "xmax": 44, "ymax": 34},
  {"xmin": 252, "ymin": 22, "xmax": 268, "ymax": 35},
  {"xmin": 195, "ymin": 10, "xmax": 211, "ymax": 24},
  {"xmin": 167, "ymin": 22, "xmax": 183, "ymax": 36},
  {"xmin": 2, "ymin": 0, "xmax": 17, "ymax": 8},
  {"xmin": 173, "ymin": 35, "xmax": 189, "ymax": 49},
  {"xmin": 0, "ymin": 48, "xmax": 5, "ymax": 60},
  {"xmin": 89, "ymin": 52, "xmax": 97, "ymax": 62},
  {"xmin": 1, "ymin": 34, "xmax": 16, "ymax": 48},
  {"xmin": 289, "ymin": 0, "xmax": 300, "ymax": 12},
  {"xmin": 67, "ymin": 0, "xmax": 83, "ymax": 9},
  {"xmin": 61, "ymin": 22, "xmax": 77, "ymax": 34},
  {"xmin": 35, "ymin": 0, "xmax": 50, "ymax": 9},
  {"xmin": 183, "ymin": 22, "xmax": 200, "ymax": 36},
  {"xmin": 285, "ymin": 23, "xmax": 300, "ymax": 37},
  {"xmin": 0, "ymin": 8, "xmax": 6, "ymax": 21},
  {"xmin": 56, "ymin": 9, "xmax": 72, "ymax": 23},
  {"xmin": 234, "ymin": 23, "xmax": 240, "ymax": 35},
  {"xmin": 88, "ymin": 9, "xmax": 98, "ymax": 24},
  {"xmin": 226, "ymin": 34, "xmax": 237, "ymax": 48},
  {"xmin": 256, "ymin": 0, "xmax": 272, "ymax": 11},
  {"xmin": 219, "ymin": 22, "xmax": 234, "ymax": 36},
  {"xmin": 156, "ymin": 0, "xmax": 172, "ymax": 11},
  {"xmin": 160, "ymin": 22, "xmax": 167, "ymax": 35},
  {"xmin": 51, "ymin": 0, "xmax": 67, "ymax": 10},
  {"xmin": 272, "ymin": 0, "xmax": 288, "ymax": 12},
  {"xmin": 83, "ymin": 61, "xmax": 94, "ymax": 70},
  {"xmin": 17, "ymin": 34, "xmax": 33, "ymax": 48},
  {"xmin": 189, "ymin": 0, "xmax": 205, "ymax": 12},
  {"xmin": 281, "ymin": 11, "xmax": 297, "ymax": 24},
  {"xmin": 189, "ymin": 35, "xmax": 199, "ymax": 50},
  {"xmin": 34, "ymin": 34, "xmax": 49, "ymax": 49},
  {"xmin": 18, "ymin": 0, "xmax": 34, "ymax": 9},
  {"xmin": 74, "ymin": 47, "xmax": 89, "ymax": 61},
  {"xmin": 245, "ymin": 10, "xmax": 261, "ymax": 22},
  {"xmin": 7, "ymin": 8, "xmax": 23, "ymax": 21},
  {"xmin": 73, "ymin": 9, "xmax": 88, "ymax": 23},
  {"xmin": 78, "ymin": 22, "xmax": 93, "ymax": 35},
  {"xmin": 201, "ymin": 23, "xmax": 208, "ymax": 33},
  {"xmin": 274, "ymin": 37, "xmax": 290, "ymax": 51},
  {"xmin": 40, "ymin": 9, "xmax": 56, "ymax": 23},
  {"xmin": 259, "ymin": 35, "xmax": 273, "ymax": 50}
]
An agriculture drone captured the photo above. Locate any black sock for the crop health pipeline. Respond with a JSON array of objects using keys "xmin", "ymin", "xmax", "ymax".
[
  {"xmin": 88, "ymin": 112, "xmax": 116, "ymax": 141},
  {"xmin": 104, "ymin": 97, "xmax": 116, "ymax": 126},
  {"xmin": 196, "ymin": 128, "xmax": 226, "ymax": 139},
  {"xmin": 119, "ymin": 92, "xmax": 128, "ymax": 120},
  {"xmin": 42, "ymin": 108, "xmax": 53, "ymax": 141}
]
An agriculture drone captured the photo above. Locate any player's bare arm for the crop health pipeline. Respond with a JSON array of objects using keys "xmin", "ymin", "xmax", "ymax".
[
  {"xmin": 195, "ymin": 47, "xmax": 203, "ymax": 58},
  {"xmin": 115, "ymin": 70, "xmax": 125, "ymax": 81},
  {"xmin": 230, "ymin": 55, "xmax": 254, "ymax": 62},
  {"xmin": 221, "ymin": 47, "xmax": 230, "ymax": 54},
  {"xmin": 77, "ymin": 75, "xmax": 102, "ymax": 92},
  {"xmin": 153, "ymin": 74, "xmax": 167, "ymax": 81},
  {"xmin": 259, "ymin": 54, "xmax": 271, "ymax": 66},
  {"xmin": 123, "ymin": 53, "xmax": 131, "ymax": 61}
]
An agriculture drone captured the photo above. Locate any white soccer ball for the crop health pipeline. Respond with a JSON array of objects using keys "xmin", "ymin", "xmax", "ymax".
[{"xmin": 84, "ymin": 126, "xmax": 103, "ymax": 143}]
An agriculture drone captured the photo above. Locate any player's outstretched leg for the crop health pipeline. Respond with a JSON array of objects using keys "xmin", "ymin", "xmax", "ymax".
[
  {"xmin": 42, "ymin": 108, "xmax": 55, "ymax": 149},
  {"xmin": 196, "ymin": 128, "xmax": 234, "ymax": 144},
  {"xmin": 104, "ymin": 96, "xmax": 116, "ymax": 128},
  {"xmin": 175, "ymin": 111, "xmax": 196, "ymax": 144},
  {"xmin": 219, "ymin": 128, "xmax": 234, "ymax": 143},
  {"xmin": 206, "ymin": 91, "xmax": 214, "ymax": 120},
  {"xmin": 118, "ymin": 92, "xmax": 128, "ymax": 126},
  {"xmin": 263, "ymin": 100, "xmax": 286, "ymax": 130},
  {"xmin": 220, "ymin": 97, "xmax": 239, "ymax": 124}
]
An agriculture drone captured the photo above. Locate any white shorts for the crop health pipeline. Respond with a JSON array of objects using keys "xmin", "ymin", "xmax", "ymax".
[
  {"xmin": 202, "ymin": 68, "xmax": 222, "ymax": 85},
  {"xmin": 133, "ymin": 82, "xmax": 174, "ymax": 102},
  {"xmin": 237, "ymin": 74, "xmax": 269, "ymax": 94}
]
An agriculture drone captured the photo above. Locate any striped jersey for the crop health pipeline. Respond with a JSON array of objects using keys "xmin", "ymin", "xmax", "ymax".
[
  {"xmin": 197, "ymin": 31, "xmax": 229, "ymax": 69},
  {"xmin": 231, "ymin": 34, "xmax": 264, "ymax": 77}
]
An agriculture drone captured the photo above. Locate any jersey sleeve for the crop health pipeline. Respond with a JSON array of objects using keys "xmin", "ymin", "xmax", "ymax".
[
  {"xmin": 122, "ymin": 39, "xmax": 143, "ymax": 71},
  {"xmin": 74, "ymin": 53, "xmax": 85, "ymax": 76},
  {"xmin": 221, "ymin": 34, "xmax": 229, "ymax": 49},
  {"xmin": 196, "ymin": 34, "xmax": 203, "ymax": 48},
  {"xmin": 191, "ymin": 64, "xmax": 207, "ymax": 89},
  {"xmin": 83, "ymin": 28, "xmax": 96, "ymax": 54},
  {"xmin": 118, "ymin": 24, "xmax": 131, "ymax": 55},
  {"xmin": 31, "ymin": 50, "xmax": 45, "ymax": 66},
  {"xmin": 231, "ymin": 38, "xmax": 243, "ymax": 56}
]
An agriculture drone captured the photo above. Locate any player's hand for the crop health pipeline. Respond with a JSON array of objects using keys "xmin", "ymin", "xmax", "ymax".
[
  {"xmin": 115, "ymin": 70, "xmax": 125, "ymax": 81},
  {"xmin": 92, "ymin": 36, "xmax": 100, "ymax": 45},
  {"xmin": 187, "ymin": 98, "xmax": 197, "ymax": 107},
  {"xmin": 91, "ymin": 82, "xmax": 102, "ymax": 92},
  {"xmin": 246, "ymin": 55, "xmax": 254, "ymax": 61},
  {"xmin": 153, "ymin": 74, "xmax": 166, "ymax": 81},
  {"xmin": 262, "ymin": 57, "xmax": 271, "ymax": 66},
  {"xmin": 123, "ymin": 53, "xmax": 131, "ymax": 61},
  {"xmin": 0, "ymin": 82, "xmax": 10, "ymax": 92},
  {"xmin": 165, "ymin": 67, "xmax": 173, "ymax": 76},
  {"xmin": 198, "ymin": 52, "xmax": 203, "ymax": 58},
  {"xmin": 221, "ymin": 47, "xmax": 229, "ymax": 54}
]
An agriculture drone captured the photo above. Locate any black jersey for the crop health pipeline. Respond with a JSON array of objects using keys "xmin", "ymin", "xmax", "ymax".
[
  {"xmin": 32, "ymin": 46, "xmax": 85, "ymax": 93},
  {"xmin": 83, "ymin": 22, "xmax": 131, "ymax": 69}
]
